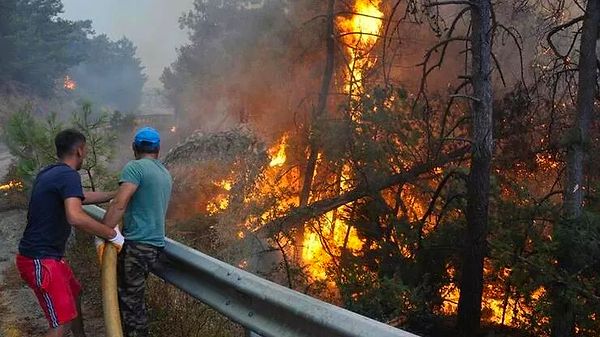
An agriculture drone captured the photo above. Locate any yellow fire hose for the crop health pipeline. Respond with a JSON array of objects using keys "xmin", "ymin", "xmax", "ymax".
[{"xmin": 100, "ymin": 242, "xmax": 123, "ymax": 337}]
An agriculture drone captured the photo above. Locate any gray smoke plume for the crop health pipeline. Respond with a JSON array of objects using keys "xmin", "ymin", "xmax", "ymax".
[{"xmin": 61, "ymin": 0, "xmax": 193, "ymax": 88}]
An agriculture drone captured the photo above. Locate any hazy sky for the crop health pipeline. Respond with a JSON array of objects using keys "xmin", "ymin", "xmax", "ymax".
[{"xmin": 61, "ymin": 0, "xmax": 194, "ymax": 87}]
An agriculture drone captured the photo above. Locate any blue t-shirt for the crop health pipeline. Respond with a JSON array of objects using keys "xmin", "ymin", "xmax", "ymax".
[
  {"xmin": 18, "ymin": 163, "xmax": 84, "ymax": 258},
  {"xmin": 120, "ymin": 158, "xmax": 172, "ymax": 247}
]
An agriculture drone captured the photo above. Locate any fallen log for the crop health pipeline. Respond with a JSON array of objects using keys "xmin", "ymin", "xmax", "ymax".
[{"xmin": 257, "ymin": 146, "xmax": 469, "ymax": 236}]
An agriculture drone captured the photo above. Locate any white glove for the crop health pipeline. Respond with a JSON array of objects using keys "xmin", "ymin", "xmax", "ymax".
[
  {"xmin": 95, "ymin": 227, "xmax": 124, "ymax": 264},
  {"xmin": 108, "ymin": 227, "xmax": 125, "ymax": 249}
]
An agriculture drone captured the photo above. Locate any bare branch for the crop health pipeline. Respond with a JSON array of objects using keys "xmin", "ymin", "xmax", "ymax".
[
  {"xmin": 449, "ymin": 93, "xmax": 481, "ymax": 102},
  {"xmin": 495, "ymin": 24, "xmax": 527, "ymax": 91},
  {"xmin": 490, "ymin": 52, "xmax": 506, "ymax": 87},
  {"xmin": 546, "ymin": 15, "xmax": 584, "ymax": 59},
  {"xmin": 415, "ymin": 36, "xmax": 470, "ymax": 104},
  {"xmin": 425, "ymin": 0, "xmax": 473, "ymax": 7}
]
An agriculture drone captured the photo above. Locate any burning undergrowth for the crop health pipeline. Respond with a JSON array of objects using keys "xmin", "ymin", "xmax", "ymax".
[
  {"xmin": 162, "ymin": 122, "xmax": 366, "ymax": 289},
  {"xmin": 163, "ymin": 127, "xmax": 296, "ymax": 276}
]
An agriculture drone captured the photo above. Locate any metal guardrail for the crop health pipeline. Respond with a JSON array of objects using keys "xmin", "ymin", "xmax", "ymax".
[{"xmin": 84, "ymin": 205, "xmax": 419, "ymax": 337}]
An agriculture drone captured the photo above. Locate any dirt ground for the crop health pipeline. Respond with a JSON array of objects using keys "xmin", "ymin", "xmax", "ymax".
[{"xmin": 0, "ymin": 144, "xmax": 105, "ymax": 337}]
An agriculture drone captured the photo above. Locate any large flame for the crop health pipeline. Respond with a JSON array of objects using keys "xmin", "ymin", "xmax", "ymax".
[
  {"xmin": 337, "ymin": 0, "xmax": 384, "ymax": 94},
  {"xmin": 180, "ymin": 1, "xmax": 555, "ymax": 329},
  {"xmin": 302, "ymin": 164, "xmax": 364, "ymax": 280},
  {"xmin": 293, "ymin": 0, "xmax": 385, "ymax": 278}
]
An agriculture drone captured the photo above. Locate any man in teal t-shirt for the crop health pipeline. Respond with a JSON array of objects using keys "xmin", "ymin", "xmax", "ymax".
[{"xmin": 102, "ymin": 127, "xmax": 172, "ymax": 337}]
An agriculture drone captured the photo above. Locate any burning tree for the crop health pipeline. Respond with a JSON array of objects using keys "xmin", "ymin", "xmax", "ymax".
[{"xmin": 160, "ymin": 0, "xmax": 600, "ymax": 336}]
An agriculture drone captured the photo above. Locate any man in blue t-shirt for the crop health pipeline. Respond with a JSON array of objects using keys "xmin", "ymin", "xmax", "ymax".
[
  {"xmin": 103, "ymin": 126, "xmax": 172, "ymax": 337},
  {"xmin": 16, "ymin": 129, "xmax": 124, "ymax": 337}
]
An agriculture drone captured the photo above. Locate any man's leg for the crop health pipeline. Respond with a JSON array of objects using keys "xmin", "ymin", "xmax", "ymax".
[
  {"xmin": 16, "ymin": 256, "xmax": 82, "ymax": 337},
  {"xmin": 117, "ymin": 242, "xmax": 159, "ymax": 337},
  {"xmin": 44, "ymin": 324, "xmax": 69, "ymax": 337},
  {"xmin": 69, "ymin": 296, "xmax": 86, "ymax": 337}
]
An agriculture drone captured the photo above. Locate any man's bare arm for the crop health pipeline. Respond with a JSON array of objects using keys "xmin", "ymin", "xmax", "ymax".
[
  {"xmin": 65, "ymin": 197, "xmax": 117, "ymax": 239},
  {"xmin": 102, "ymin": 183, "xmax": 138, "ymax": 228},
  {"xmin": 83, "ymin": 191, "xmax": 116, "ymax": 205}
]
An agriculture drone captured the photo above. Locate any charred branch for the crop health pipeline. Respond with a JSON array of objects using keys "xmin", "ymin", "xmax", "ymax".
[
  {"xmin": 425, "ymin": 1, "xmax": 474, "ymax": 7},
  {"xmin": 546, "ymin": 15, "xmax": 584, "ymax": 60},
  {"xmin": 258, "ymin": 147, "xmax": 469, "ymax": 237}
]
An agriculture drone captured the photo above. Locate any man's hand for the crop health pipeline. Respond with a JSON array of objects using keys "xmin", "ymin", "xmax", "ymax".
[
  {"xmin": 109, "ymin": 227, "xmax": 125, "ymax": 248},
  {"xmin": 94, "ymin": 227, "xmax": 125, "ymax": 264}
]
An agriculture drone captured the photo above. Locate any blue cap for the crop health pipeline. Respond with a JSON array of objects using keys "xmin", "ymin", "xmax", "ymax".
[{"xmin": 134, "ymin": 127, "xmax": 160, "ymax": 147}]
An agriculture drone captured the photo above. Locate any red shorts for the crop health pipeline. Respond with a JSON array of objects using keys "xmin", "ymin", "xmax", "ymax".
[{"xmin": 15, "ymin": 254, "xmax": 81, "ymax": 328}]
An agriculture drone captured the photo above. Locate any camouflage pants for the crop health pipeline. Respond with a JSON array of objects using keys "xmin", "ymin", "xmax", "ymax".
[{"xmin": 117, "ymin": 241, "xmax": 161, "ymax": 337}]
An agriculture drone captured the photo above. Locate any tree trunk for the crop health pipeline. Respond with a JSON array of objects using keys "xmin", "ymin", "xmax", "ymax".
[
  {"xmin": 551, "ymin": 2, "xmax": 600, "ymax": 337},
  {"xmin": 299, "ymin": 0, "xmax": 336, "ymax": 207},
  {"xmin": 457, "ymin": 1, "xmax": 493, "ymax": 336},
  {"xmin": 295, "ymin": 0, "xmax": 336, "ymax": 260}
]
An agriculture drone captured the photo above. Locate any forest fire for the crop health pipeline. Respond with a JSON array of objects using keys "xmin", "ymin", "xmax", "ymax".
[
  {"xmin": 157, "ymin": 0, "xmax": 600, "ymax": 335},
  {"xmin": 63, "ymin": 75, "xmax": 77, "ymax": 90},
  {"xmin": 0, "ymin": 180, "xmax": 23, "ymax": 192},
  {"xmin": 6, "ymin": 0, "xmax": 600, "ymax": 336},
  {"xmin": 337, "ymin": 0, "xmax": 384, "ymax": 94}
]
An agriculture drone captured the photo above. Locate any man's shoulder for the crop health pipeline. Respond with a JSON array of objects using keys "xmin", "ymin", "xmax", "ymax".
[
  {"xmin": 123, "ymin": 159, "xmax": 140, "ymax": 169},
  {"xmin": 137, "ymin": 159, "xmax": 170, "ymax": 173},
  {"xmin": 122, "ymin": 159, "xmax": 148, "ymax": 174},
  {"xmin": 37, "ymin": 163, "xmax": 77, "ymax": 182}
]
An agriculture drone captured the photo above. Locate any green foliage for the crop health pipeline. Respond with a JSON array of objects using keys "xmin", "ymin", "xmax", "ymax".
[
  {"xmin": 3, "ymin": 107, "xmax": 62, "ymax": 183},
  {"xmin": 71, "ymin": 102, "xmax": 117, "ymax": 191},
  {"xmin": 0, "ymin": 0, "xmax": 92, "ymax": 95},
  {"xmin": 0, "ymin": 0, "xmax": 145, "ymax": 107},
  {"xmin": 350, "ymin": 86, "xmax": 427, "ymax": 176},
  {"xmin": 339, "ymin": 271, "xmax": 411, "ymax": 322},
  {"xmin": 161, "ymin": 0, "xmax": 322, "ymax": 130},
  {"xmin": 2, "ymin": 102, "xmax": 117, "ymax": 189},
  {"xmin": 110, "ymin": 110, "xmax": 137, "ymax": 132}
]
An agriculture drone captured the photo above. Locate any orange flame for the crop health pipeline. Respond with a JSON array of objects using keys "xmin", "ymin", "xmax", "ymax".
[
  {"xmin": 337, "ymin": 0, "xmax": 384, "ymax": 94},
  {"xmin": 63, "ymin": 75, "xmax": 76, "ymax": 91},
  {"xmin": 302, "ymin": 164, "xmax": 364, "ymax": 280},
  {"xmin": 440, "ymin": 262, "xmax": 547, "ymax": 327},
  {"xmin": 296, "ymin": 0, "xmax": 385, "ymax": 279},
  {"xmin": 0, "ymin": 180, "xmax": 23, "ymax": 192},
  {"xmin": 269, "ymin": 134, "xmax": 288, "ymax": 167},
  {"xmin": 206, "ymin": 179, "xmax": 233, "ymax": 214}
]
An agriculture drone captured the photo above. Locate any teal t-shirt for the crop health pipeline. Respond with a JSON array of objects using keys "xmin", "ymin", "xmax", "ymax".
[{"xmin": 119, "ymin": 158, "xmax": 172, "ymax": 247}]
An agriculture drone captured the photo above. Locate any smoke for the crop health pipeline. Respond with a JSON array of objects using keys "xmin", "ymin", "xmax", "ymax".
[
  {"xmin": 160, "ymin": 1, "xmax": 328, "ymax": 138},
  {"xmin": 59, "ymin": 0, "xmax": 561, "ymax": 153},
  {"xmin": 158, "ymin": 1, "xmax": 470, "ymax": 139},
  {"xmin": 61, "ymin": 0, "xmax": 194, "ymax": 88}
]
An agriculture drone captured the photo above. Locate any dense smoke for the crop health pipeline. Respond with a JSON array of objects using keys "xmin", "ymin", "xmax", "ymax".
[{"xmin": 160, "ymin": 1, "xmax": 553, "ymax": 141}]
